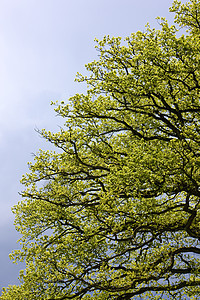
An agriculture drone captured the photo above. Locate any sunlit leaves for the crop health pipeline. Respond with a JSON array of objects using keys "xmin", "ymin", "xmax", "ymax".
[{"xmin": 1, "ymin": 0, "xmax": 200, "ymax": 299}]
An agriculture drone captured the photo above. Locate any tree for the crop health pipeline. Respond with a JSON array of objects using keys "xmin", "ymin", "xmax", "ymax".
[{"xmin": 1, "ymin": 0, "xmax": 200, "ymax": 299}]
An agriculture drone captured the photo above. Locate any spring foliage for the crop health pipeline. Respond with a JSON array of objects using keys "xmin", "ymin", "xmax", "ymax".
[{"xmin": 1, "ymin": 0, "xmax": 200, "ymax": 299}]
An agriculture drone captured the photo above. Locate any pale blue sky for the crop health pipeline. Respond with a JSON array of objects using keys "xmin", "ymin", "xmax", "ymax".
[{"xmin": 0, "ymin": 0, "xmax": 176, "ymax": 292}]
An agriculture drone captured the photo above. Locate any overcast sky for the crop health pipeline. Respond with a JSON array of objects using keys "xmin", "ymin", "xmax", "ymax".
[{"xmin": 0, "ymin": 0, "xmax": 177, "ymax": 292}]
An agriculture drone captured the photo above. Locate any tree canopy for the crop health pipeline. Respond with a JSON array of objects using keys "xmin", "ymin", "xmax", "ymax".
[{"xmin": 1, "ymin": 0, "xmax": 200, "ymax": 299}]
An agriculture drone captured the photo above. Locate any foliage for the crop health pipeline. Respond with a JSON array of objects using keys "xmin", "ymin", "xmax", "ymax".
[{"xmin": 1, "ymin": 0, "xmax": 200, "ymax": 299}]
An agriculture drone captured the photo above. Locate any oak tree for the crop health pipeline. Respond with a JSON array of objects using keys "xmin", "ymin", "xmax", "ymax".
[{"xmin": 1, "ymin": 0, "xmax": 200, "ymax": 299}]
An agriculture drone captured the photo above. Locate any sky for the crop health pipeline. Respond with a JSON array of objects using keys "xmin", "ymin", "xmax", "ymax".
[{"xmin": 0, "ymin": 0, "xmax": 177, "ymax": 292}]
